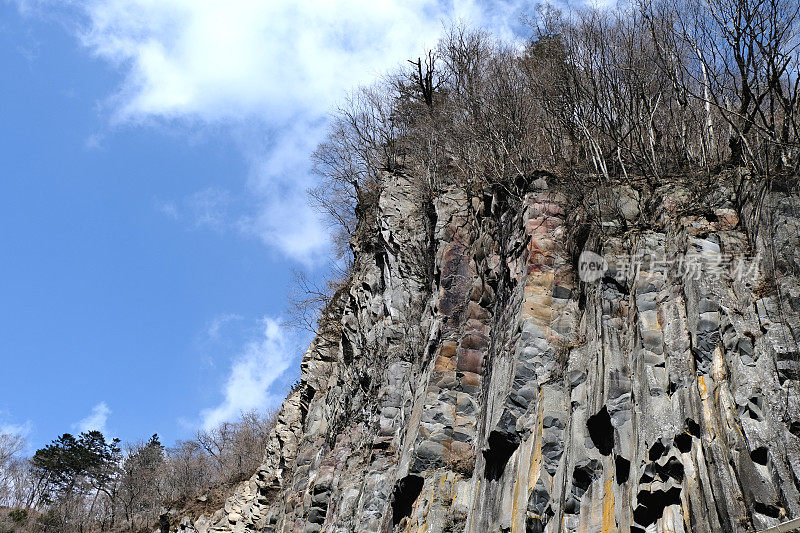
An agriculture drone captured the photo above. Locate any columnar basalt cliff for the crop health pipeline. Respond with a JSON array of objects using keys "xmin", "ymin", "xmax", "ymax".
[{"xmin": 178, "ymin": 171, "xmax": 800, "ymax": 532}]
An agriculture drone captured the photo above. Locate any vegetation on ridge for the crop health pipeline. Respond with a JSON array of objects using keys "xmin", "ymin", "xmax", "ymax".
[
  {"xmin": 0, "ymin": 411, "xmax": 276, "ymax": 532},
  {"xmin": 312, "ymin": 0, "xmax": 800, "ymax": 252}
]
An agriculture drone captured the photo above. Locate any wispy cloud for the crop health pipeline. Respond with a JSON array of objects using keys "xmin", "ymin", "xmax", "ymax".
[
  {"xmin": 0, "ymin": 420, "xmax": 32, "ymax": 438},
  {"xmin": 155, "ymin": 187, "xmax": 232, "ymax": 232},
  {"xmin": 74, "ymin": 402, "xmax": 111, "ymax": 435},
  {"xmin": 0, "ymin": 410, "xmax": 33, "ymax": 455},
  {"xmin": 236, "ymin": 118, "xmax": 332, "ymax": 264},
  {"xmin": 155, "ymin": 200, "xmax": 179, "ymax": 220},
  {"xmin": 186, "ymin": 187, "xmax": 231, "ymax": 231},
  {"xmin": 206, "ymin": 312, "xmax": 243, "ymax": 340},
  {"xmin": 84, "ymin": 132, "xmax": 104, "ymax": 149},
  {"xmin": 199, "ymin": 317, "xmax": 293, "ymax": 431}
]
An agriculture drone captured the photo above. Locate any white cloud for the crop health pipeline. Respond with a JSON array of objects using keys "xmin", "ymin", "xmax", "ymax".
[
  {"xmin": 76, "ymin": 0, "xmax": 519, "ymax": 122},
  {"xmin": 15, "ymin": 0, "xmax": 528, "ymax": 263},
  {"xmin": 206, "ymin": 312, "xmax": 243, "ymax": 339},
  {"xmin": 0, "ymin": 409, "xmax": 32, "ymax": 438},
  {"xmin": 0, "ymin": 421, "xmax": 32, "ymax": 439},
  {"xmin": 236, "ymin": 118, "xmax": 332, "ymax": 264},
  {"xmin": 200, "ymin": 317, "xmax": 293, "ymax": 430},
  {"xmin": 74, "ymin": 402, "xmax": 111, "ymax": 434},
  {"xmin": 0, "ymin": 411, "xmax": 32, "ymax": 457}
]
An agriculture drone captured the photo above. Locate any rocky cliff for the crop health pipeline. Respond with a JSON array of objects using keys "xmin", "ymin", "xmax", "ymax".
[{"xmin": 178, "ymin": 170, "xmax": 800, "ymax": 532}]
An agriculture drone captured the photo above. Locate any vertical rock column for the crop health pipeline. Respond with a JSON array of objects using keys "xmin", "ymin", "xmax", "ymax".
[
  {"xmin": 401, "ymin": 189, "xmax": 487, "ymax": 507},
  {"xmin": 470, "ymin": 189, "xmax": 579, "ymax": 532}
]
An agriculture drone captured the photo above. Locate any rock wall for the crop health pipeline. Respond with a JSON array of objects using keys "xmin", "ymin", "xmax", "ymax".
[{"xmin": 178, "ymin": 171, "xmax": 800, "ymax": 532}]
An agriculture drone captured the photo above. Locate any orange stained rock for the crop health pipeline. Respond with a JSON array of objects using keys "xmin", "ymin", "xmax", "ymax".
[
  {"xmin": 511, "ymin": 461, "xmax": 521, "ymax": 532},
  {"xmin": 697, "ymin": 375, "xmax": 709, "ymax": 399},
  {"xmin": 453, "ymin": 415, "xmax": 475, "ymax": 430},
  {"xmin": 681, "ymin": 490, "xmax": 692, "ymax": 530},
  {"xmin": 524, "ymin": 284, "xmax": 554, "ymax": 300},
  {"xmin": 524, "ymin": 305, "xmax": 554, "ymax": 323},
  {"xmin": 434, "ymin": 355, "xmax": 455, "ymax": 372},
  {"xmin": 526, "ymin": 293, "xmax": 554, "ymax": 307},
  {"xmin": 697, "ymin": 376, "xmax": 717, "ymax": 439},
  {"xmin": 601, "ymin": 477, "xmax": 617, "ymax": 533},
  {"xmin": 449, "ymin": 440, "xmax": 472, "ymax": 456},
  {"xmin": 508, "ymin": 401, "xmax": 546, "ymax": 533},
  {"xmin": 712, "ymin": 345, "xmax": 725, "ymax": 382},
  {"xmin": 528, "ymin": 400, "xmax": 544, "ymax": 491},
  {"xmin": 439, "ymin": 342, "xmax": 458, "ymax": 358}
]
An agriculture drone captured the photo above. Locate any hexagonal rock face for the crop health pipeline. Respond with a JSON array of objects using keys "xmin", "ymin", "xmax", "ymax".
[{"xmin": 177, "ymin": 172, "xmax": 800, "ymax": 533}]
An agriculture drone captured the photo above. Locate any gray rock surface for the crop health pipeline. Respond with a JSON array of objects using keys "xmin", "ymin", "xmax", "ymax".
[{"xmin": 180, "ymin": 171, "xmax": 800, "ymax": 532}]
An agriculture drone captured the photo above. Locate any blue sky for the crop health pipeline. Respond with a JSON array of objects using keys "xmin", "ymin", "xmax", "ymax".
[{"xmin": 0, "ymin": 0, "xmax": 529, "ymax": 450}]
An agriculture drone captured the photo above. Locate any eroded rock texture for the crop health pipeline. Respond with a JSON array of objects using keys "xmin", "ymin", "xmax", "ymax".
[{"xmin": 180, "ymin": 171, "xmax": 800, "ymax": 532}]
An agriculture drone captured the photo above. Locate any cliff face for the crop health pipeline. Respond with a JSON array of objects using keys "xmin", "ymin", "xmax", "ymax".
[{"xmin": 181, "ymin": 172, "xmax": 800, "ymax": 533}]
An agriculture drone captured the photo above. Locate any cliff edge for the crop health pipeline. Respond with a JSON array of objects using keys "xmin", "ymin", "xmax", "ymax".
[{"xmin": 177, "ymin": 170, "xmax": 800, "ymax": 532}]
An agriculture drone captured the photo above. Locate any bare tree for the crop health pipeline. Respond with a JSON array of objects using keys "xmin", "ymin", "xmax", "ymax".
[
  {"xmin": 642, "ymin": 0, "xmax": 800, "ymax": 171},
  {"xmin": 196, "ymin": 410, "xmax": 276, "ymax": 484},
  {"xmin": 405, "ymin": 50, "xmax": 442, "ymax": 108},
  {"xmin": 118, "ymin": 435, "xmax": 164, "ymax": 531},
  {"xmin": 0, "ymin": 433, "xmax": 25, "ymax": 506}
]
